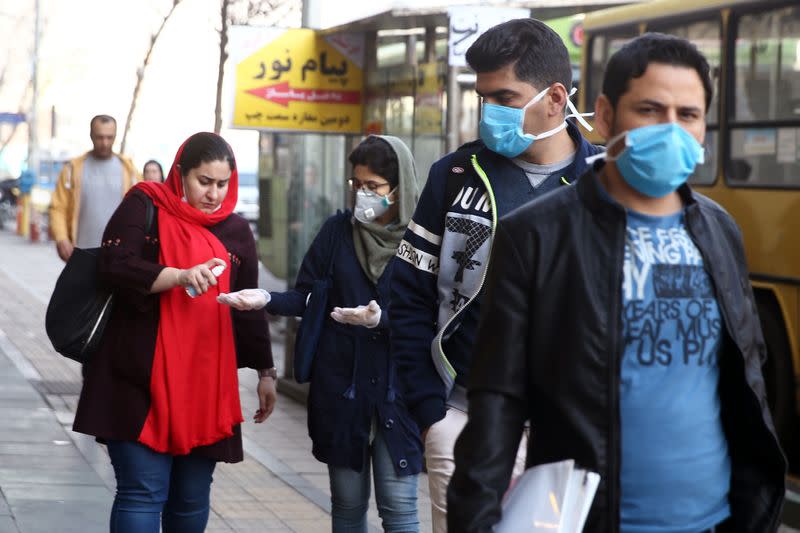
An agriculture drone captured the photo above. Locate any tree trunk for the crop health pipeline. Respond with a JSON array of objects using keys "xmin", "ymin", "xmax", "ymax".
[
  {"xmin": 214, "ymin": 0, "xmax": 230, "ymax": 134},
  {"xmin": 120, "ymin": 0, "xmax": 183, "ymax": 154}
]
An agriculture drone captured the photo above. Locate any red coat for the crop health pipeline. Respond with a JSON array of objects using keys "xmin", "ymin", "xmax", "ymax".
[{"xmin": 73, "ymin": 190, "xmax": 273, "ymax": 462}]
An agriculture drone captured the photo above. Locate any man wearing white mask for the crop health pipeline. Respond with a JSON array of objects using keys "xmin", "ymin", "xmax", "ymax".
[
  {"xmin": 448, "ymin": 33, "xmax": 786, "ymax": 532},
  {"xmin": 389, "ymin": 18, "xmax": 601, "ymax": 533}
]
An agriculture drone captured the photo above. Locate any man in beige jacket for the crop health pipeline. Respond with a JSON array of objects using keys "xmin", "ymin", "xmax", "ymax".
[{"xmin": 49, "ymin": 115, "xmax": 140, "ymax": 261}]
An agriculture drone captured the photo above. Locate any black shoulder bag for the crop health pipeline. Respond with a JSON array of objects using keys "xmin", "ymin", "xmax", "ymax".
[{"xmin": 45, "ymin": 198, "xmax": 155, "ymax": 364}]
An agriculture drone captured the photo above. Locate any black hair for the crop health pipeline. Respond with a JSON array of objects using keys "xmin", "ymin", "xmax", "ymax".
[
  {"xmin": 178, "ymin": 132, "xmax": 236, "ymax": 176},
  {"xmin": 143, "ymin": 159, "xmax": 164, "ymax": 181},
  {"xmin": 465, "ymin": 18, "xmax": 572, "ymax": 92},
  {"xmin": 602, "ymin": 33, "xmax": 713, "ymax": 111},
  {"xmin": 90, "ymin": 114, "xmax": 116, "ymax": 129},
  {"xmin": 348, "ymin": 136, "xmax": 399, "ymax": 188}
]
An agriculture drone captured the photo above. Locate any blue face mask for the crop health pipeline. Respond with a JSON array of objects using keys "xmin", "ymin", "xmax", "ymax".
[
  {"xmin": 479, "ymin": 87, "xmax": 594, "ymax": 158},
  {"xmin": 593, "ymin": 123, "xmax": 705, "ymax": 198}
]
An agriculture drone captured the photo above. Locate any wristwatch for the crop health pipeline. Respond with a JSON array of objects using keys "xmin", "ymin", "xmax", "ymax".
[{"xmin": 258, "ymin": 367, "xmax": 278, "ymax": 380}]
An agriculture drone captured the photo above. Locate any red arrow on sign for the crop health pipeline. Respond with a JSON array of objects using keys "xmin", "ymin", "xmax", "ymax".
[{"xmin": 246, "ymin": 82, "xmax": 361, "ymax": 107}]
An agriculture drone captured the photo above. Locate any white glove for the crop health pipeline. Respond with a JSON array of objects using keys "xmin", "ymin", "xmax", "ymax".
[
  {"xmin": 217, "ymin": 289, "xmax": 271, "ymax": 311},
  {"xmin": 331, "ymin": 300, "xmax": 382, "ymax": 328}
]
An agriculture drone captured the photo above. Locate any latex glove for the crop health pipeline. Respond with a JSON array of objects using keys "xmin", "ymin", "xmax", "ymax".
[
  {"xmin": 331, "ymin": 300, "xmax": 381, "ymax": 328},
  {"xmin": 217, "ymin": 289, "xmax": 271, "ymax": 311}
]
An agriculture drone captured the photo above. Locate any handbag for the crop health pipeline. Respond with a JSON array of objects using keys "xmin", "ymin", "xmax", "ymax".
[
  {"xmin": 293, "ymin": 217, "xmax": 342, "ymax": 384},
  {"xmin": 45, "ymin": 198, "xmax": 155, "ymax": 364}
]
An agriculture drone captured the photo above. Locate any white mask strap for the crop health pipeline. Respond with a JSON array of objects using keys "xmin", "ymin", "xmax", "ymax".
[
  {"xmin": 526, "ymin": 121, "xmax": 569, "ymax": 141},
  {"xmin": 523, "ymin": 86, "xmax": 552, "ymax": 110},
  {"xmin": 564, "ymin": 87, "xmax": 594, "ymax": 132},
  {"xmin": 584, "ymin": 130, "xmax": 628, "ymax": 165}
]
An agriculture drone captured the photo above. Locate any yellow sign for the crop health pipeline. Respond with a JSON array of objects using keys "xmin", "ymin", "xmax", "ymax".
[
  {"xmin": 414, "ymin": 62, "xmax": 444, "ymax": 135},
  {"xmin": 231, "ymin": 28, "xmax": 364, "ymax": 133}
]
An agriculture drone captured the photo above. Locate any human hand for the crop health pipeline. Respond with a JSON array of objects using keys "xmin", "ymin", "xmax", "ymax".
[
  {"xmin": 217, "ymin": 289, "xmax": 270, "ymax": 311},
  {"xmin": 254, "ymin": 374, "xmax": 277, "ymax": 423},
  {"xmin": 177, "ymin": 258, "xmax": 226, "ymax": 297},
  {"xmin": 330, "ymin": 300, "xmax": 381, "ymax": 328},
  {"xmin": 56, "ymin": 240, "xmax": 74, "ymax": 262}
]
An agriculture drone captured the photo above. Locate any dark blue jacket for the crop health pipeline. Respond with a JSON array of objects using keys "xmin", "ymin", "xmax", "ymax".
[
  {"xmin": 268, "ymin": 211, "xmax": 423, "ymax": 476},
  {"xmin": 390, "ymin": 122, "xmax": 603, "ymax": 430}
]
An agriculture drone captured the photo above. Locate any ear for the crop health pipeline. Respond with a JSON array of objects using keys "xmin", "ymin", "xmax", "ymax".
[
  {"xmin": 546, "ymin": 83, "xmax": 569, "ymax": 117},
  {"xmin": 594, "ymin": 94, "xmax": 615, "ymax": 142}
]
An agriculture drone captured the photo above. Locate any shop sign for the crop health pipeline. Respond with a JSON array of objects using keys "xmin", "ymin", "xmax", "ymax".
[
  {"xmin": 447, "ymin": 6, "xmax": 530, "ymax": 67},
  {"xmin": 230, "ymin": 27, "xmax": 364, "ymax": 133}
]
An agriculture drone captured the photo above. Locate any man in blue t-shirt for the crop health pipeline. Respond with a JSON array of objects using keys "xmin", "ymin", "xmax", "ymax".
[
  {"xmin": 448, "ymin": 33, "xmax": 785, "ymax": 533},
  {"xmin": 620, "ymin": 210, "xmax": 730, "ymax": 531}
]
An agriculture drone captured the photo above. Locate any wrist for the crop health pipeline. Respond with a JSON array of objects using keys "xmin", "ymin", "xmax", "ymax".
[{"xmin": 258, "ymin": 367, "xmax": 277, "ymax": 380}]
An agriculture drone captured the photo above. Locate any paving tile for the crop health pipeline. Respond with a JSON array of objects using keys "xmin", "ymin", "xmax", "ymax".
[{"xmin": 0, "ymin": 516, "xmax": 19, "ymax": 533}]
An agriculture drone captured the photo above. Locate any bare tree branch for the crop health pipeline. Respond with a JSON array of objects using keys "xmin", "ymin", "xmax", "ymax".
[
  {"xmin": 213, "ymin": 0, "xmax": 300, "ymax": 133},
  {"xmin": 214, "ymin": 0, "xmax": 231, "ymax": 134},
  {"xmin": 120, "ymin": 0, "xmax": 184, "ymax": 154}
]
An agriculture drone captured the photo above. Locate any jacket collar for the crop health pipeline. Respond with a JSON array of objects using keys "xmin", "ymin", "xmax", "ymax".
[{"xmin": 577, "ymin": 160, "xmax": 699, "ymax": 218}]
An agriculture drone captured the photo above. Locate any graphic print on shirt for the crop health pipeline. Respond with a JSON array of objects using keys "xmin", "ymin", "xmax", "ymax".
[{"xmin": 622, "ymin": 222, "xmax": 722, "ymax": 367}]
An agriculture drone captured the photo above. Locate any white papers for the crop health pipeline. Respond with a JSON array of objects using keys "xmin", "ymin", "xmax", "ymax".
[{"xmin": 495, "ymin": 459, "xmax": 600, "ymax": 533}]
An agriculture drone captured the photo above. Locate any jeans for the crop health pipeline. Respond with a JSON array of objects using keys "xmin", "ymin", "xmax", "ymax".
[
  {"xmin": 328, "ymin": 428, "xmax": 419, "ymax": 532},
  {"xmin": 106, "ymin": 440, "xmax": 216, "ymax": 533}
]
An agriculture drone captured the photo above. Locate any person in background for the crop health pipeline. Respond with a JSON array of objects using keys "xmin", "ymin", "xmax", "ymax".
[
  {"xmin": 73, "ymin": 132, "xmax": 277, "ymax": 533},
  {"xmin": 219, "ymin": 135, "xmax": 423, "ymax": 533},
  {"xmin": 49, "ymin": 114, "xmax": 140, "ymax": 261},
  {"xmin": 447, "ymin": 33, "xmax": 786, "ymax": 532},
  {"xmin": 143, "ymin": 159, "xmax": 164, "ymax": 182},
  {"xmin": 389, "ymin": 18, "xmax": 602, "ymax": 532}
]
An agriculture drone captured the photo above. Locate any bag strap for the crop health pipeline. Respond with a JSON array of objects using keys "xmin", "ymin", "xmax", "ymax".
[
  {"xmin": 325, "ymin": 211, "xmax": 345, "ymax": 278},
  {"xmin": 144, "ymin": 195, "xmax": 155, "ymax": 236}
]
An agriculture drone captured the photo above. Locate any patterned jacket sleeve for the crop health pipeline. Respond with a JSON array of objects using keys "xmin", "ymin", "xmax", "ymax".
[{"xmin": 390, "ymin": 159, "xmax": 450, "ymax": 430}]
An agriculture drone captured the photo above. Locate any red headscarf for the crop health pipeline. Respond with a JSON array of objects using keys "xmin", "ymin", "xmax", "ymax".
[{"xmin": 132, "ymin": 133, "xmax": 243, "ymax": 455}]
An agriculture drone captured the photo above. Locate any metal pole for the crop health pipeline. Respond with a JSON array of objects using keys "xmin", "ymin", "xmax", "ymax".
[
  {"xmin": 27, "ymin": 0, "xmax": 40, "ymax": 174},
  {"xmin": 301, "ymin": 0, "xmax": 319, "ymax": 29},
  {"xmin": 23, "ymin": 0, "xmax": 40, "ymax": 241},
  {"xmin": 446, "ymin": 66, "xmax": 460, "ymax": 153}
]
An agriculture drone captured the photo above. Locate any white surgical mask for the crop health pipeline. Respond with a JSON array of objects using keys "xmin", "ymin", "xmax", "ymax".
[{"xmin": 353, "ymin": 187, "xmax": 396, "ymax": 224}]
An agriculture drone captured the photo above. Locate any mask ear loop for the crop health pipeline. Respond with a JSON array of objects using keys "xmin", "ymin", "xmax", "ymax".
[
  {"xmin": 564, "ymin": 87, "xmax": 595, "ymax": 132},
  {"xmin": 584, "ymin": 130, "xmax": 628, "ymax": 165}
]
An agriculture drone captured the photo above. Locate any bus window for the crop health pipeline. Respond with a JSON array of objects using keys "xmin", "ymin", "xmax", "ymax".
[
  {"xmin": 729, "ymin": 4, "xmax": 800, "ymax": 187},
  {"xmin": 648, "ymin": 18, "xmax": 721, "ymax": 185},
  {"xmin": 587, "ymin": 27, "xmax": 639, "ymax": 112}
]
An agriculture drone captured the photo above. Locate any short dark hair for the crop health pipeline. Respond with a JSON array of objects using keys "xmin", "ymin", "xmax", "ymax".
[
  {"xmin": 178, "ymin": 132, "xmax": 236, "ymax": 176},
  {"xmin": 348, "ymin": 136, "xmax": 399, "ymax": 188},
  {"xmin": 90, "ymin": 115, "xmax": 116, "ymax": 129},
  {"xmin": 602, "ymin": 33, "xmax": 713, "ymax": 111},
  {"xmin": 465, "ymin": 18, "xmax": 572, "ymax": 92}
]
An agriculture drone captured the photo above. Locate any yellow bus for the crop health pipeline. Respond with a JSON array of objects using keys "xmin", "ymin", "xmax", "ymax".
[{"xmin": 581, "ymin": 0, "xmax": 800, "ymax": 473}]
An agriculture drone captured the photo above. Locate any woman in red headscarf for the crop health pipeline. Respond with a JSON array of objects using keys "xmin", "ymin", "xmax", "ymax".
[{"xmin": 73, "ymin": 132, "xmax": 277, "ymax": 533}]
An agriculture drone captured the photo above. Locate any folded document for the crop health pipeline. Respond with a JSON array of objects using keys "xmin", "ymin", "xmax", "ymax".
[{"xmin": 495, "ymin": 459, "xmax": 600, "ymax": 533}]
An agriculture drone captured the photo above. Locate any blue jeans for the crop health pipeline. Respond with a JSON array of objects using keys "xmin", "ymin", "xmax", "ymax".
[
  {"xmin": 106, "ymin": 440, "xmax": 216, "ymax": 533},
  {"xmin": 328, "ymin": 428, "xmax": 419, "ymax": 533}
]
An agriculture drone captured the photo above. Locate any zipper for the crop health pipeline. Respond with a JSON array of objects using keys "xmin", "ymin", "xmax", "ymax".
[
  {"xmin": 433, "ymin": 154, "xmax": 499, "ymax": 389},
  {"xmin": 608, "ymin": 214, "xmax": 626, "ymax": 532}
]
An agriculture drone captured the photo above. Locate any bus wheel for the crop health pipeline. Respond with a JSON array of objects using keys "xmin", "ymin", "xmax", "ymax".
[{"xmin": 757, "ymin": 298, "xmax": 798, "ymax": 471}]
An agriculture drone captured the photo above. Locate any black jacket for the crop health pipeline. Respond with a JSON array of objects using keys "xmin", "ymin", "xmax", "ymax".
[{"xmin": 447, "ymin": 166, "xmax": 786, "ymax": 532}]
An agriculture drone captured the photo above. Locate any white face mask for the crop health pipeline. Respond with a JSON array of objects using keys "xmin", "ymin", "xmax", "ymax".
[{"xmin": 353, "ymin": 187, "xmax": 396, "ymax": 224}]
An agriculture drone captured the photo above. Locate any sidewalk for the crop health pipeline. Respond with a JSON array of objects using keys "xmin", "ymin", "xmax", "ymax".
[{"xmin": 0, "ymin": 229, "xmax": 431, "ymax": 532}]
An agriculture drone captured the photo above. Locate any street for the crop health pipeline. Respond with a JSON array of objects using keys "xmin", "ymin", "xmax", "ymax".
[{"xmin": 0, "ymin": 227, "xmax": 799, "ymax": 532}]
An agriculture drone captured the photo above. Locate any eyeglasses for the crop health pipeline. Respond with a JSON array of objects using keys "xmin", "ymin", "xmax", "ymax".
[{"xmin": 347, "ymin": 178, "xmax": 392, "ymax": 193}]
